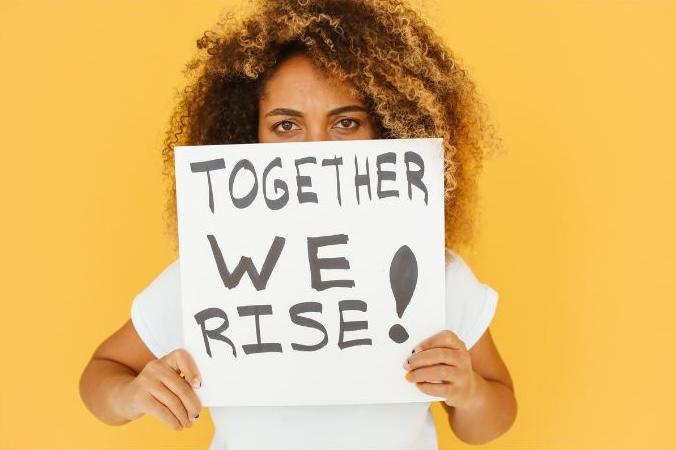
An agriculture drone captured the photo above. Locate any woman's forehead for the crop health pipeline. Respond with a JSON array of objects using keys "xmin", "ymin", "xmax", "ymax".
[{"xmin": 259, "ymin": 54, "xmax": 363, "ymax": 106}]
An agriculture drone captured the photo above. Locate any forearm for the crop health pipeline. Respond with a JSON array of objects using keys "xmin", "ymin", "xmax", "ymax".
[
  {"xmin": 79, "ymin": 358, "xmax": 137, "ymax": 426},
  {"xmin": 444, "ymin": 371, "xmax": 517, "ymax": 445}
]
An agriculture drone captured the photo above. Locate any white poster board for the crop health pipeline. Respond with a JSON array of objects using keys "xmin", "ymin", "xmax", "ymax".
[{"xmin": 174, "ymin": 137, "xmax": 446, "ymax": 406}]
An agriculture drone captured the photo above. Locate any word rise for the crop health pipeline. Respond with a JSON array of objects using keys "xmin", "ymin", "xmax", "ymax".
[{"xmin": 195, "ymin": 300, "xmax": 372, "ymax": 358}]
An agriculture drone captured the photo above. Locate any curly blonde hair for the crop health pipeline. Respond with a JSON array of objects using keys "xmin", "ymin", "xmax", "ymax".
[{"xmin": 161, "ymin": 0, "xmax": 501, "ymax": 253}]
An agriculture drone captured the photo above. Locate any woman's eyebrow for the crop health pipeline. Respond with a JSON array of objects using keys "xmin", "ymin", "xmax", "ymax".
[
  {"xmin": 264, "ymin": 104, "xmax": 368, "ymax": 118},
  {"xmin": 327, "ymin": 105, "xmax": 368, "ymax": 116}
]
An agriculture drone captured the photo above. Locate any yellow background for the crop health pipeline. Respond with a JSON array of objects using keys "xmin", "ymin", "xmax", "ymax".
[{"xmin": 1, "ymin": 0, "xmax": 674, "ymax": 448}]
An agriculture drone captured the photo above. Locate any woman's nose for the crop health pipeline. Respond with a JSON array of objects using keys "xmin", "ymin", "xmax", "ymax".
[{"xmin": 304, "ymin": 125, "xmax": 331, "ymax": 142}]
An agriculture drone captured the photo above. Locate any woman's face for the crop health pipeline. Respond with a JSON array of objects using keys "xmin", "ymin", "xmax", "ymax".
[{"xmin": 258, "ymin": 53, "xmax": 378, "ymax": 142}]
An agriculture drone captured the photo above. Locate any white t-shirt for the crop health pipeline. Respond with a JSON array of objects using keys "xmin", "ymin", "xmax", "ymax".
[{"xmin": 130, "ymin": 248, "xmax": 499, "ymax": 450}]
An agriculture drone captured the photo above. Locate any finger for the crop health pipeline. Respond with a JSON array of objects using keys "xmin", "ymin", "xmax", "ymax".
[
  {"xmin": 415, "ymin": 381, "xmax": 449, "ymax": 399},
  {"xmin": 405, "ymin": 347, "xmax": 463, "ymax": 370},
  {"xmin": 144, "ymin": 394, "xmax": 183, "ymax": 431},
  {"xmin": 412, "ymin": 329, "xmax": 466, "ymax": 353},
  {"xmin": 147, "ymin": 380, "xmax": 191, "ymax": 427},
  {"xmin": 156, "ymin": 363, "xmax": 202, "ymax": 421},
  {"xmin": 406, "ymin": 364, "xmax": 457, "ymax": 384},
  {"xmin": 163, "ymin": 349, "xmax": 202, "ymax": 389}
]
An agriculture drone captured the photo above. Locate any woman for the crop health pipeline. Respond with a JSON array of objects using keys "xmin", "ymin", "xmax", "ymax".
[{"xmin": 79, "ymin": 0, "xmax": 517, "ymax": 448}]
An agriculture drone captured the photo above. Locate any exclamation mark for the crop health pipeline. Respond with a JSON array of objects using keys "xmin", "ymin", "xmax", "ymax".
[{"xmin": 388, "ymin": 245, "xmax": 418, "ymax": 343}]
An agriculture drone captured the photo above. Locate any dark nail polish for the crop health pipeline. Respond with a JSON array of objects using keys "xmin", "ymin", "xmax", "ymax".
[
  {"xmin": 411, "ymin": 349, "xmax": 415, "ymax": 354},
  {"xmin": 194, "ymin": 414, "xmax": 200, "ymax": 419}
]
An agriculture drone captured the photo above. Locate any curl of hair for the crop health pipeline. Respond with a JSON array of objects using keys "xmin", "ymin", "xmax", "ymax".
[{"xmin": 161, "ymin": 0, "xmax": 502, "ymax": 253}]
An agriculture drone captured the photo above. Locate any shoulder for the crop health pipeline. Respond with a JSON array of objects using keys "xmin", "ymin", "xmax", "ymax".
[
  {"xmin": 131, "ymin": 259, "xmax": 181, "ymax": 316},
  {"xmin": 135, "ymin": 259, "xmax": 181, "ymax": 293},
  {"xmin": 445, "ymin": 248, "xmax": 477, "ymax": 282},
  {"xmin": 444, "ymin": 248, "xmax": 489, "ymax": 298},
  {"xmin": 129, "ymin": 258, "xmax": 182, "ymax": 358},
  {"xmin": 443, "ymin": 248, "xmax": 499, "ymax": 350}
]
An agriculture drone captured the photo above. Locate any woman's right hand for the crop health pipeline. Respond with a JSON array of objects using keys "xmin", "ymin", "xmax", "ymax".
[{"xmin": 114, "ymin": 348, "xmax": 203, "ymax": 431}]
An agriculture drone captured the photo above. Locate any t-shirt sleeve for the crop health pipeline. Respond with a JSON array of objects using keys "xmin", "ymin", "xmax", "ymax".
[
  {"xmin": 444, "ymin": 249, "xmax": 499, "ymax": 350},
  {"xmin": 130, "ymin": 259, "xmax": 183, "ymax": 359}
]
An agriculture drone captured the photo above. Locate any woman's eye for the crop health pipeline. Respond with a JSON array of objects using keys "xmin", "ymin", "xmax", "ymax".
[
  {"xmin": 335, "ymin": 118, "xmax": 360, "ymax": 129},
  {"xmin": 273, "ymin": 120, "xmax": 299, "ymax": 133}
]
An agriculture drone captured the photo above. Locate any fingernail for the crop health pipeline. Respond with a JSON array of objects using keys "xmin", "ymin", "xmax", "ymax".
[
  {"xmin": 402, "ymin": 359, "xmax": 410, "ymax": 369},
  {"xmin": 193, "ymin": 414, "xmax": 200, "ymax": 421},
  {"xmin": 405, "ymin": 372, "xmax": 413, "ymax": 382},
  {"xmin": 411, "ymin": 348, "xmax": 415, "ymax": 354},
  {"xmin": 192, "ymin": 378, "xmax": 201, "ymax": 389}
]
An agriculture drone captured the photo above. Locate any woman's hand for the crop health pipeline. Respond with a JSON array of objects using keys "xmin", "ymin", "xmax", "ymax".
[
  {"xmin": 403, "ymin": 329, "xmax": 480, "ymax": 409},
  {"xmin": 113, "ymin": 348, "xmax": 203, "ymax": 431}
]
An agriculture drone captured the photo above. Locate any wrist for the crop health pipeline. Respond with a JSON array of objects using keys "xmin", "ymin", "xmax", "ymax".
[
  {"xmin": 445, "ymin": 370, "xmax": 486, "ymax": 411},
  {"xmin": 109, "ymin": 374, "xmax": 138, "ymax": 422}
]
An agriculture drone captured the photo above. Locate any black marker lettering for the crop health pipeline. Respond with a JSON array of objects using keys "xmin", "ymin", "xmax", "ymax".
[
  {"xmin": 307, "ymin": 234, "xmax": 355, "ymax": 291},
  {"xmin": 207, "ymin": 235, "xmax": 285, "ymax": 290},
  {"xmin": 376, "ymin": 152, "xmax": 398, "ymax": 199},
  {"xmin": 295, "ymin": 156, "xmax": 318, "ymax": 204},
  {"xmin": 237, "ymin": 305, "xmax": 283, "ymax": 354},
  {"xmin": 338, "ymin": 300, "xmax": 372, "ymax": 349},
  {"xmin": 289, "ymin": 302, "xmax": 328, "ymax": 351},
  {"xmin": 404, "ymin": 151, "xmax": 428, "ymax": 204},
  {"xmin": 190, "ymin": 158, "xmax": 226, "ymax": 213},
  {"xmin": 194, "ymin": 307, "xmax": 237, "ymax": 358}
]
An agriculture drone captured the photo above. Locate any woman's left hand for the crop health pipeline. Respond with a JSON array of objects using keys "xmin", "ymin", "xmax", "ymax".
[{"xmin": 403, "ymin": 329, "xmax": 480, "ymax": 409}]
